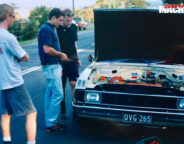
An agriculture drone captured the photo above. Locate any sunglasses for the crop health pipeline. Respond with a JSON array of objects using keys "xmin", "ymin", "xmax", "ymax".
[
  {"xmin": 64, "ymin": 13, "xmax": 74, "ymax": 17},
  {"xmin": 9, "ymin": 14, "xmax": 15, "ymax": 19}
]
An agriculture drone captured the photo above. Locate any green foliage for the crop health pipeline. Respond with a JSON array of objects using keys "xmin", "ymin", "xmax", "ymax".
[
  {"xmin": 93, "ymin": 0, "xmax": 148, "ymax": 8},
  {"xmin": 95, "ymin": 0, "xmax": 124, "ymax": 8},
  {"xmin": 9, "ymin": 21, "xmax": 23, "ymax": 40},
  {"xmin": 125, "ymin": 0, "xmax": 148, "ymax": 8},
  {"xmin": 9, "ymin": 6, "xmax": 49, "ymax": 41},
  {"xmin": 18, "ymin": 6, "xmax": 49, "ymax": 41},
  {"xmin": 21, "ymin": 20, "xmax": 38, "ymax": 40},
  {"xmin": 75, "ymin": 8, "xmax": 94, "ymax": 23},
  {"xmin": 29, "ymin": 6, "xmax": 49, "ymax": 30},
  {"xmin": 75, "ymin": 0, "xmax": 148, "ymax": 23}
]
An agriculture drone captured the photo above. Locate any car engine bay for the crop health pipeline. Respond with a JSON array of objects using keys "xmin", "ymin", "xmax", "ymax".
[{"xmin": 88, "ymin": 63, "xmax": 184, "ymax": 91}]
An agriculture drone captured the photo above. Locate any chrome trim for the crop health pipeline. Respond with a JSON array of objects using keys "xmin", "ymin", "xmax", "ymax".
[
  {"xmin": 84, "ymin": 90, "xmax": 184, "ymax": 98},
  {"xmin": 76, "ymin": 101, "xmax": 182, "ymax": 111},
  {"xmin": 72, "ymin": 103, "xmax": 184, "ymax": 116}
]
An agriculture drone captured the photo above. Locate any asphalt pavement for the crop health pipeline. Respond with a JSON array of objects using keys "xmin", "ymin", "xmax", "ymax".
[{"xmin": 1, "ymin": 30, "xmax": 184, "ymax": 144}]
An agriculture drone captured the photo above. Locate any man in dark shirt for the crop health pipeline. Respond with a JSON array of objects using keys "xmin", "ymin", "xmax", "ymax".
[
  {"xmin": 38, "ymin": 8, "xmax": 68, "ymax": 133},
  {"xmin": 57, "ymin": 9, "xmax": 81, "ymax": 117}
]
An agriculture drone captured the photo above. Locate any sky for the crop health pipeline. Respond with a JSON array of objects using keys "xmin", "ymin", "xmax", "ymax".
[
  {"xmin": 0, "ymin": 0, "xmax": 163, "ymax": 18},
  {"xmin": 0, "ymin": 0, "xmax": 98, "ymax": 9},
  {"xmin": 0, "ymin": 0, "xmax": 98, "ymax": 17}
]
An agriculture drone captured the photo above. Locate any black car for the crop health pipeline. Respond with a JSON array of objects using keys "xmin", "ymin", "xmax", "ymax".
[{"xmin": 73, "ymin": 8, "xmax": 184, "ymax": 127}]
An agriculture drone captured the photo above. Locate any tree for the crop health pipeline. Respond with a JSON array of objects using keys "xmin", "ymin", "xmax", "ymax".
[
  {"xmin": 124, "ymin": 0, "xmax": 148, "ymax": 8},
  {"xmin": 9, "ymin": 21, "xmax": 23, "ymax": 40},
  {"xmin": 21, "ymin": 20, "xmax": 39, "ymax": 40},
  {"xmin": 29, "ymin": 6, "xmax": 50, "ymax": 30},
  {"xmin": 94, "ymin": 0, "xmax": 148, "ymax": 8},
  {"xmin": 75, "ymin": 0, "xmax": 148, "ymax": 23}
]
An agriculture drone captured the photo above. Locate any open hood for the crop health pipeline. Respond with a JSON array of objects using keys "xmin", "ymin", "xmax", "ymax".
[{"xmin": 94, "ymin": 9, "xmax": 184, "ymax": 64}]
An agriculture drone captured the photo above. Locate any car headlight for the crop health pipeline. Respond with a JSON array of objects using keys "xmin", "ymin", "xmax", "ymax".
[
  {"xmin": 178, "ymin": 98, "xmax": 184, "ymax": 109},
  {"xmin": 85, "ymin": 92, "xmax": 101, "ymax": 103}
]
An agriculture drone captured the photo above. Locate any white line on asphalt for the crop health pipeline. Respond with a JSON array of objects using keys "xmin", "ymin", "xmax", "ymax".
[
  {"xmin": 77, "ymin": 49, "xmax": 85, "ymax": 53},
  {"xmin": 77, "ymin": 49, "xmax": 94, "ymax": 53},
  {"xmin": 22, "ymin": 48, "xmax": 94, "ymax": 76},
  {"xmin": 22, "ymin": 66, "xmax": 41, "ymax": 75},
  {"xmin": 22, "ymin": 66, "xmax": 39, "ymax": 73}
]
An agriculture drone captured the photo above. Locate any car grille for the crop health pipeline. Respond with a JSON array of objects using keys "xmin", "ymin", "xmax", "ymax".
[
  {"xmin": 75, "ymin": 84, "xmax": 184, "ymax": 110},
  {"xmin": 101, "ymin": 92, "xmax": 177, "ymax": 109}
]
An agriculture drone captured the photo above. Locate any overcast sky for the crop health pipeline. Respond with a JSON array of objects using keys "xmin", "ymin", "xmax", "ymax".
[
  {"xmin": 0, "ymin": 0, "xmax": 163, "ymax": 18},
  {"xmin": 0, "ymin": 0, "xmax": 97, "ymax": 9}
]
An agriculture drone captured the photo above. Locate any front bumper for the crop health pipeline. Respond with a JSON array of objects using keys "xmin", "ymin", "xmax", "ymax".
[
  {"xmin": 73, "ymin": 86, "xmax": 184, "ymax": 127},
  {"xmin": 73, "ymin": 103, "xmax": 184, "ymax": 127}
]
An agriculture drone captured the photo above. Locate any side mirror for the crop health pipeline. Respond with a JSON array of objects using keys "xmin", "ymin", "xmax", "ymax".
[{"xmin": 88, "ymin": 55, "xmax": 94, "ymax": 62}]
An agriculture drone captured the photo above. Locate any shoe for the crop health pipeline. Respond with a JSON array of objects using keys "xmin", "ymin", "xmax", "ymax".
[
  {"xmin": 46, "ymin": 123, "xmax": 66, "ymax": 133},
  {"xmin": 56, "ymin": 122, "xmax": 66, "ymax": 128},
  {"xmin": 3, "ymin": 142, "xmax": 12, "ymax": 144}
]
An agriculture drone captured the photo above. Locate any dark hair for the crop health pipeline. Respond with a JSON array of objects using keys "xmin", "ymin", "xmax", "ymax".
[
  {"xmin": 63, "ymin": 8, "xmax": 74, "ymax": 17},
  {"xmin": 49, "ymin": 8, "xmax": 64, "ymax": 20}
]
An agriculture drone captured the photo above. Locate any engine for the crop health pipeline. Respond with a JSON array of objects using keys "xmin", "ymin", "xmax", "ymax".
[{"xmin": 89, "ymin": 64, "xmax": 184, "ymax": 91}]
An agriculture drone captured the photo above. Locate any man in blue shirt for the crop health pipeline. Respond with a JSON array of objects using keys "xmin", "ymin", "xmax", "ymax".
[{"xmin": 38, "ymin": 8, "xmax": 68, "ymax": 133}]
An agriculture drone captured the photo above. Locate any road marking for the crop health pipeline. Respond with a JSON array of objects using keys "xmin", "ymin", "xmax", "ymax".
[
  {"xmin": 22, "ymin": 48, "xmax": 93, "ymax": 75},
  {"xmin": 22, "ymin": 66, "xmax": 41, "ymax": 75},
  {"xmin": 77, "ymin": 49, "xmax": 85, "ymax": 53},
  {"xmin": 77, "ymin": 49, "xmax": 94, "ymax": 53}
]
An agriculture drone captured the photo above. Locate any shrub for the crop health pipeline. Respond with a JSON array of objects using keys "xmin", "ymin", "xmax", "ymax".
[{"xmin": 22, "ymin": 20, "xmax": 39, "ymax": 40}]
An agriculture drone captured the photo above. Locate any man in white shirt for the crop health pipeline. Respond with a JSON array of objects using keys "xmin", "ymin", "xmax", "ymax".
[{"xmin": 0, "ymin": 4, "xmax": 37, "ymax": 144}]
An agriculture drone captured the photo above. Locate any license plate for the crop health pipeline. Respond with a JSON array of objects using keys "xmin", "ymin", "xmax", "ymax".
[{"xmin": 122, "ymin": 112, "xmax": 152, "ymax": 124}]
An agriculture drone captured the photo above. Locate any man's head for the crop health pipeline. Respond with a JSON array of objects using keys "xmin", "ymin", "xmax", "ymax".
[
  {"xmin": 48, "ymin": 8, "xmax": 65, "ymax": 28},
  {"xmin": 63, "ymin": 9, "xmax": 74, "ymax": 28},
  {"xmin": 0, "ymin": 4, "xmax": 15, "ymax": 28}
]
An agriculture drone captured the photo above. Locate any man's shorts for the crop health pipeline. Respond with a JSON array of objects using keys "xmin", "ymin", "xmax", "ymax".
[
  {"xmin": 0, "ymin": 84, "xmax": 36, "ymax": 116},
  {"xmin": 62, "ymin": 61, "xmax": 79, "ymax": 82}
]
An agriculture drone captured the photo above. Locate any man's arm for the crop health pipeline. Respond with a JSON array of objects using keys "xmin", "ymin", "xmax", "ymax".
[
  {"xmin": 43, "ymin": 45, "xmax": 68, "ymax": 61},
  {"xmin": 14, "ymin": 54, "xmax": 29, "ymax": 62},
  {"xmin": 75, "ymin": 42, "xmax": 81, "ymax": 67},
  {"xmin": 20, "ymin": 54, "xmax": 29, "ymax": 62}
]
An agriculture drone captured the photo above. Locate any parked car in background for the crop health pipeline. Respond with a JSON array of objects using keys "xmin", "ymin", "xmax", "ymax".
[
  {"xmin": 72, "ymin": 8, "xmax": 184, "ymax": 128},
  {"xmin": 73, "ymin": 17, "xmax": 87, "ymax": 31}
]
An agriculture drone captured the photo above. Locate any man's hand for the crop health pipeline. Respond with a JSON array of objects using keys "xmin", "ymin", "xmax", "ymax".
[
  {"xmin": 43, "ymin": 45, "xmax": 68, "ymax": 61},
  {"xmin": 78, "ymin": 60, "xmax": 81, "ymax": 67},
  {"xmin": 14, "ymin": 54, "xmax": 29, "ymax": 62},
  {"xmin": 60, "ymin": 53, "xmax": 68, "ymax": 61},
  {"xmin": 21, "ymin": 54, "xmax": 29, "ymax": 62}
]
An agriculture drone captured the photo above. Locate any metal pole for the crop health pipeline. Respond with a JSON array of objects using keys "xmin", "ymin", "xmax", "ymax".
[{"xmin": 72, "ymin": 0, "xmax": 75, "ymax": 13}]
